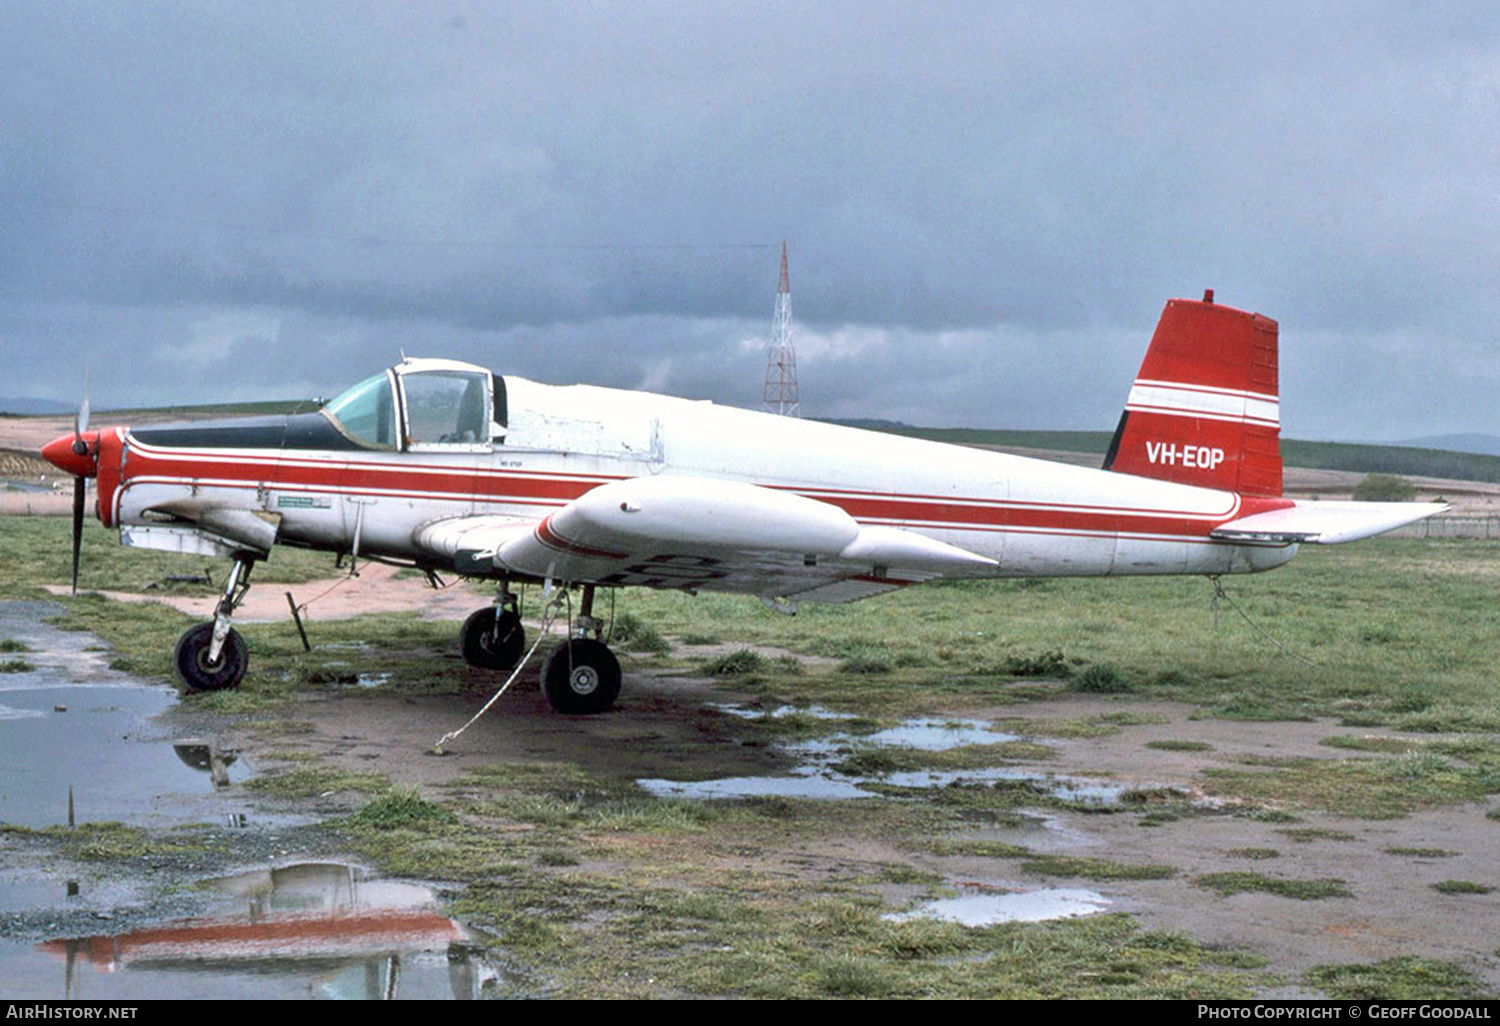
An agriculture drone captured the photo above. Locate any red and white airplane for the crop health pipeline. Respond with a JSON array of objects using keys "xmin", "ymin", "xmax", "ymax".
[{"xmin": 42, "ymin": 292, "xmax": 1443, "ymax": 713}]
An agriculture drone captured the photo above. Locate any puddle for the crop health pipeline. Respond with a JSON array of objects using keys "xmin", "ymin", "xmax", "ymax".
[
  {"xmin": 0, "ymin": 862, "xmax": 524, "ymax": 1000},
  {"xmin": 638, "ymin": 768, "xmax": 871, "ymax": 801},
  {"xmin": 636, "ymin": 707, "xmax": 1132, "ymax": 805},
  {"xmin": 955, "ymin": 812, "xmax": 1101, "ymax": 852},
  {"xmin": 860, "ymin": 718, "xmax": 1018, "ymax": 750},
  {"xmin": 887, "ymin": 887, "xmax": 1112, "ymax": 926},
  {"xmin": 882, "ymin": 768, "xmax": 1133, "ymax": 804},
  {"xmin": 0, "ymin": 601, "xmax": 265, "ymax": 829},
  {"xmin": 711, "ymin": 703, "xmax": 857, "ymax": 721}
]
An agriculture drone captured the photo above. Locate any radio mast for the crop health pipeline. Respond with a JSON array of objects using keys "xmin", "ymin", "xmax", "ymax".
[{"xmin": 762, "ymin": 242, "xmax": 800, "ymax": 417}]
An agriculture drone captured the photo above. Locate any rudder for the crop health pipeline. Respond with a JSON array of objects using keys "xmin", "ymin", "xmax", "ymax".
[{"xmin": 1103, "ymin": 292, "xmax": 1282, "ymax": 497}]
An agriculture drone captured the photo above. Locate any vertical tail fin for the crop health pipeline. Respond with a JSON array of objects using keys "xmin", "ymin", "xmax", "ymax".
[{"xmin": 1102, "ymin": 292, "xmax": 1282, "ymax": 497}]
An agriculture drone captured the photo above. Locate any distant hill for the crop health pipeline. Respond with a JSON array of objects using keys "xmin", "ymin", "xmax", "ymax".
[
  {"xmin": 0, "ymin": 397, "xmax": 71, "ymax": 415},
  {"xmin": 1391, "ymin": 433, "xmax": 1500, "ymax": 458},
  {"xmin": 822, "ymin": 420, "xmax": 1500, "ymax": 486}
]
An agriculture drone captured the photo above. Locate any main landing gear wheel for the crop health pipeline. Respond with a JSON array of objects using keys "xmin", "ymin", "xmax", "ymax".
[
  {"xmin": 173, "ymin": 622, "xmax": 248, "ymax": 693},
  {"xmin": 460, "ymin": 607, "xmax": 526, "ymax": 670},
  {"xmin": 541, "ymin": 638, "xmax": 621, "ymax": 715}
]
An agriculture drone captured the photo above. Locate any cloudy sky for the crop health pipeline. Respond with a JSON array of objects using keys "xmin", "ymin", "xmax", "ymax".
[{"xmin": 2, "ymin": 2, "xmax": 1497, "ymax": 439}]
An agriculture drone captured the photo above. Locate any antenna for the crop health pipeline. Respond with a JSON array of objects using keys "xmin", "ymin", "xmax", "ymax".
[{"xmin": 762, "ymin": 242, "xmax": 800, "ymax": 417}]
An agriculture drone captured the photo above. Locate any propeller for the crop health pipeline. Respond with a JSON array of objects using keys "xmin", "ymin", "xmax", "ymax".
[
  {"xmin": 71, "ymin": 476, "xmax": 85, "ymax": 596},
  {"xmin": 69, "ymin": 373, "xmax": 90, "ymax": 597},
  {"xmin": 39, "ymin": 373, "xmax": 101, "ymax": 597}
]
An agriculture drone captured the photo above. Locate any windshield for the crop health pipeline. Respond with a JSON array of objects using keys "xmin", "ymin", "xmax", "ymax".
[{"xmin": 324, "ymin": 371, "xmax": 396, "ymax": 449}]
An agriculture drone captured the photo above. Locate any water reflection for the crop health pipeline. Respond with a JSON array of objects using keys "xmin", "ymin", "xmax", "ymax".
[
  {"xmin": 33, "ymin": 863, "xmax": 506, "ymax": 1000},
  {"xmin": 171, "ymin": 740, "xmax": 239, "ymax": 789},
  {"xmin": 886, "ymin": 886, "xmax": 1113, "ymax": 926}
]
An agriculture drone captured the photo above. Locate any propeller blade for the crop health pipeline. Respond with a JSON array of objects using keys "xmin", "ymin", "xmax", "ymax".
[
  {"xmin": 71, "ymin": 477, "xmax": 84, "ymax": 597},
  {"xmin": 72, "ymin": 372, "xmax": 91, "ymax": 455}
]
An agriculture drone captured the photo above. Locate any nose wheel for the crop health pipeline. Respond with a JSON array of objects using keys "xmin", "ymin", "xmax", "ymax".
[
  {"xmin": 173, "ymin": 622, "xmax": 248, "ymax": 692},
  {"xmin": 174, "ymin": 555, "xmax": 255, "ymax": 693}
]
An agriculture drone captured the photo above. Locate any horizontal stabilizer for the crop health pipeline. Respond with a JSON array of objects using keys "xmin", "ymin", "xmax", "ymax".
[{"xmin": 1209, "ymin": 501, "xmax": 1448, "ymax": 545}]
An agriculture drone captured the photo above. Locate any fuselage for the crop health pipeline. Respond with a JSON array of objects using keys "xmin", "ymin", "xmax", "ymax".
[{"xmin": 79, "ymin": 371, "xmax": 1297, "ymax": 589}]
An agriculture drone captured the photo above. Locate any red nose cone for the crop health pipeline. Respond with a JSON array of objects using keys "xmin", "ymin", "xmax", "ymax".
[{"xmin": 42, "ymin": 432, "xmax": 99, "ymax": 478}]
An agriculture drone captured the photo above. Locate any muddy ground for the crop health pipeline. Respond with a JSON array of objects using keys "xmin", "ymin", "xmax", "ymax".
[
  {"xmin": 6, "ymin": 579, "xmax": 1497, "ymax": 997},
  {"xmin": 264, "ymin": 664, "xmax": 1500, "ymax": 994}
]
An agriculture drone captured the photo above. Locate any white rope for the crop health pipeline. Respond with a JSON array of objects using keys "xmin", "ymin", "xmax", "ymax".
[
  {"xmin": 1208, "ymin": 576, "xmax": 1322, "ymax": 668},
  {"xmin": 431, "ymin": 599, "xmax": 561, "ymax": 754}
]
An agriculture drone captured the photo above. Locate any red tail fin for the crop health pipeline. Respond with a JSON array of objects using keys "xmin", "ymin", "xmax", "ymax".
[{"xmin": 1103, "ymin": 293, "xmax": 1282, "ymax": 497}]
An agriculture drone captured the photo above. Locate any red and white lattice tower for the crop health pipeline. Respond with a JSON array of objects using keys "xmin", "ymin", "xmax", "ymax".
[{"xmin": 762, "ymin": 242, "xmax": 800, "ymax": 416}]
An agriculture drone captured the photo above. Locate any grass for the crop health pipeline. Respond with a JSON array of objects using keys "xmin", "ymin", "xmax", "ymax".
[
  {"xmin": 1277, "ymin": 827, "xmax": 1358, "ymax": 843},
  {"xmin": 1305, "ymin": 957, "xmax": 1489, "ymax": 1000},
  {"xmin": 1431, "ymin": 880, "xmax": 1492, "ymax": 895},
  {"xmin": 1195, "ymin": 872, "xmax": 1353, "ymax": 900},
  {"xmin": 0, "ymin": 822, "xmax": 218, "ymax": 861},
  {"xmin": 1203, "ymin": 752, "xmax": 1500, "ymax": 819},
  {"xmin": 347, "ymin": 787, "xmax": 458, "ymax": 829},
  {"xmin": 244, "ymin": 766, "xmax": 390, "ymax": 799},
  {"xmin": 1018, "ymin": 856, "xmax": 1177, "ymax": 881},
  {"xmin": 11, "ymin": 517, "xmax": 1500, "ymax": 995}
]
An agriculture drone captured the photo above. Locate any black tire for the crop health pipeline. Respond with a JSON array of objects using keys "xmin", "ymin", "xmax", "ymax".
[
  {"xmin": 173, "ymin": 622, "xmax": 248, "ymax": 693},
  {"xmin": 460, "ymin": 607, "xmax": 526, "ymax": 670},
  {"xmin": 541, "ymin": 639, "xmax": 621, "ymax": 714}
]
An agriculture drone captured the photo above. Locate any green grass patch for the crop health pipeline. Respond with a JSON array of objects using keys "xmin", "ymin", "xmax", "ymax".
[
  {"xmin": 1305, "ymin": 957, "xmax": 1488, "ymax": 1000},
  {"xmin": 1003, "ymin": 650, "xmax": 1070, "ymax": 678},
  {"xmin": 1070, "ymin": 663, "xmax": 1131, "ymax": 693},
  {"xmin": 0, "ymin": 638, "xmax": 31, "ymax": 652},
  {"xmin": 1019, "ymin": 855, "xmax": 1177, "ymax": 880},
  {"xmin": 1277, "ymin": 828, "xmax": 1358, "ymax": 843},
  {"xmin": 922, "ymin": 839, "xmax": 1032, "ymax": 858},
  {"xmin": 1195, "ymin": 872, "xmax": 1352, "ymax": 900},
  {"xmin": 1204, "ymin": 751, "xmax": 1500, "ymax": 819},
  {"xmin": 830, "ymin": 740, "xmax": 1053, "ymax": 778},
  {"xmin": 1226, "ymin": 848, "xmax": 1281, "ymax": 860},
  {"xmin": 701, "ymin": 648, "xmax": 766, "ymax": 676},
  {"xmin": 346, "ymin": 787, "xmax": 458, "ymax": 830},
  {"xmin": 0, "ymin": 822, "xmax": 215, "ymax": 861},
  {"xmin": 245, "ymin": 766, "xmax": 389, "ymax": 799},
  {"xmin": 1431, "ymin": 880, "xmax": 1492, "ymax": 895},
  {"xmin": 609, "ymin": 612, "xmax": 671, "ymax": 655},
  {"xmin": 1145, "ymin": 740, "xmax": 1212, "ymax": 752},
  {"xmin": 0, "ymin": 658, "xmax": 32, "ymax": 672},
  {"xmin": 1386, "ymin": 847, "xmax": 1459, "ymax": 858}
]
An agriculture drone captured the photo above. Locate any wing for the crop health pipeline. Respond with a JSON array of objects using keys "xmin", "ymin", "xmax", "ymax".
[
  {"xmin": 1209, "ymin": 499, "xmax": 1448, "ymax": 545},
  {"xmin": 416, "ymin": 475, "xmax": 997, "ymax": 605}
]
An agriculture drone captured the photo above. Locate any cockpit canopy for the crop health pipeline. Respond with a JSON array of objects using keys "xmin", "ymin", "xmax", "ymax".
[{"xmin": 322, "ymin": 359, "xmax": 505, "ymax": 451}]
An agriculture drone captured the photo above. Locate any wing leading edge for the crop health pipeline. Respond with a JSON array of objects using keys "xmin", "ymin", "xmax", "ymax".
[{"xmin": 415, "ymin": 475, "xmax": 997, "ymax": 603}]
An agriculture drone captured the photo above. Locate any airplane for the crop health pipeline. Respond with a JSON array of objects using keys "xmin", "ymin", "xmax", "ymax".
[{"xmin": 41, "ymin": 291, "xmax": 1445, "ymax": 714}]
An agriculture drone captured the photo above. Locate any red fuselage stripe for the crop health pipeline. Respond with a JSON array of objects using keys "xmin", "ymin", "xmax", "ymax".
[{"xmin": 119, "ymin": 444, "xmax": 1289, "ymax": 540}]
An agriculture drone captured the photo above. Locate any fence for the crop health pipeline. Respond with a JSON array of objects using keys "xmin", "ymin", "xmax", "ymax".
[{"xmin": 1385, "ymin": 516, "xmax": 1500, "ymax": 540}]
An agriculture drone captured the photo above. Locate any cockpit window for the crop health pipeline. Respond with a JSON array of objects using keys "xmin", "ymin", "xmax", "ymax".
[
  {"xmin": 402, "ymin": 371, "xmax": 489, "ymax": 446},
  {"xmin": 324, "ymin": 371, "xmax": 396, "ymax": 449}
]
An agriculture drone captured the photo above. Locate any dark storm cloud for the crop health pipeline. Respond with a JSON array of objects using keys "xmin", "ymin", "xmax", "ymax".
[{"xmin": 2, "ymin": 2, "xmax": 1498, "ymax": 436}]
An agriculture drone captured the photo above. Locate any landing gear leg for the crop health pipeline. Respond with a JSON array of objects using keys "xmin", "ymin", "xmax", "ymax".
[
  {"xmin": 540, "ymin": 584, "xmax": 621, "ymax": 714},
  {"xmin": 460, "ymin": 583, "xmax": 526, "ymax": 670},
  {"xmin": 174, "ymin": 555, "xmax": 255, "ymax": 692}
]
